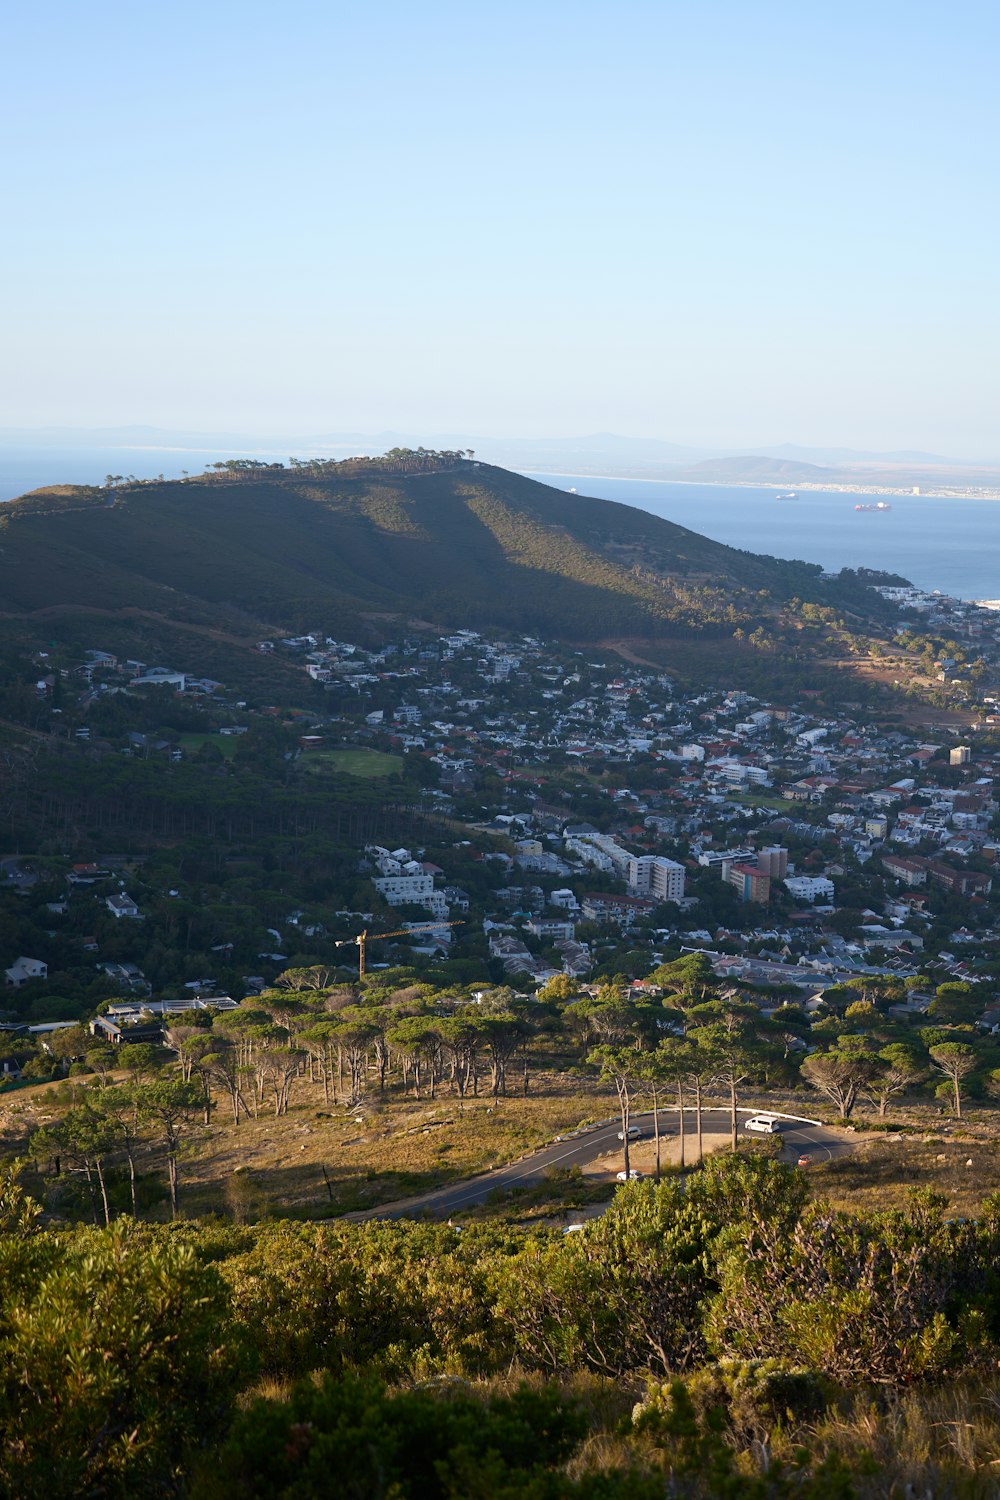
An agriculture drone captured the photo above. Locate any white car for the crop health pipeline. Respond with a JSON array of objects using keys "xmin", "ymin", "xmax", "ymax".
[
  {"xmin": 617, "ymin": 1126, "xmax": 644, "ymax": 1141},
  {"xmin": 744, "ymin": 1114, "xmax": 783, "ymax": 1134},
  {"xmin": 616, "ymin": 1169, "xmax": 644, "ymax": 1181}
]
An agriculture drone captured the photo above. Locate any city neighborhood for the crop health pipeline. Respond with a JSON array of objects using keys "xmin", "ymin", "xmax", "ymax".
[{"xmin": 5, "ymin": 583, "xmax": 1000, "ymax": 1056}]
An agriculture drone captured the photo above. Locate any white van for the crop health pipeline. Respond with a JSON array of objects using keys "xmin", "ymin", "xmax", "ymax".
[{"xmin": 744, "ymin": 1114, "xmax": 783, "ymax": 1134}]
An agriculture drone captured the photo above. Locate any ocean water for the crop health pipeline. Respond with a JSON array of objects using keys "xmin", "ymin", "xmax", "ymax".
[
  {"xmin": 0, "ymin": 446, "xmax": 291, "ymax": 499},
  {"xmin": 524, "ymin": 472, "xmax": 1000, "ymax": 602}
]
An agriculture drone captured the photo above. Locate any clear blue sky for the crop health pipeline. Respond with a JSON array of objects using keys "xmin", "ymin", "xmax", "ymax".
[{"xmin": 3, "ymin": 1, "xmax": 998, "ymax": 455}]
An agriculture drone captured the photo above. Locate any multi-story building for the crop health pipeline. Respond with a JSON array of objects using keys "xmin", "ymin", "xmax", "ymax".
[
  {"xmin": 626, "ymin": 855, "xmax": 686, "ymax": 903},
  {"xmin": 697, "ymin": 848, "xmax": 754, "ymax": 869},
  {"xmin": 783, "ymin": 875, "xmax": 835, "ymax": 904},
  {"xmin": 756, "ymin": 846, "xmax": 789, "ymax": 879},
  {"xmin": 526, "ymin": 915, "xmax": 577, "ymax": 942},
  {"xmin": 725, "ymin": 864, "xmax": 772, "ymax": 904},
  {"xmin": 926, "ymin": 862, "xmax": 992, "ymax": 896},
  {"xmin": 373, "ymin": 873, "xmax": 448, "ymax": 917},
  {"xmin": 580, "ymin": 892, "xmax": 657, "ymax": 927},
  {"xmin": 881, "ymin": 855, "xmax": 927, "ymax": 887}
]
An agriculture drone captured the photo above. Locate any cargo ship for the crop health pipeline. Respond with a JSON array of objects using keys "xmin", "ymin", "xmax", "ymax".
[{"xmin": 854, "ymin": 501, "xmax": 892, "ymax": 512}]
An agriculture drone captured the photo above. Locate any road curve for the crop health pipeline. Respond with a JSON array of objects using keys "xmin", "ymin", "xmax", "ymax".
[{"xmin": 350, "ymin": 1107, "xmax": 853, "ymax": 1223}]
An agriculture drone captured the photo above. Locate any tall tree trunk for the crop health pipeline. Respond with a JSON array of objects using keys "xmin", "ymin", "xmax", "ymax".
[
  {"xmin": 94, "ymin": 1156, "xmax": 111, "ymax": 1226},
  {"xmin": 83, "ymin": 1160, "xmax": 99, "ymax": 1225},
  {"xmin": 167, "ymin": 1152, "xmax": 179, "ymax": 1219},
  {"xmin": 125, "ymin": 1144, "xmax": 137, "ymax": 1218},
  {"xmin": 619, "ymin": 1081, "xmax": 631, "ymax": 1178}
]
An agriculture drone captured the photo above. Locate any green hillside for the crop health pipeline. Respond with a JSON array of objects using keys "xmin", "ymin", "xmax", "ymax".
[{"xmin": 0, "ymin": 455, "xmax": 892, "ymax": 648}]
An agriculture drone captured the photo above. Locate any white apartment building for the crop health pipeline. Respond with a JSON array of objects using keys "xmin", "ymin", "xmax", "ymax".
[
  {"xmin": 627, "ymin": 855, "xmax": 686, "ymax": 903},
  {"xmin": 564, "ymin": 837, "xmax": 615, "ymax": 872},
  {"xmin": 373, "ymin": 872, "xmax": 434, "ymax": 903},
  {"xmin": 783, "ymin": 875, "xmax": 835, "ymax": 904},
  {"xmin": 711, "ymin": 759, "xmax": 771, "ymax": 787},
  {"xmin": 697, "ymin": 848, "xmax": 754, "ymax": 869},
  {"xmin": 570, "ymin": 832, "xmax": 632, "ymax": 877},
  {"xmin": 526, "ymin": 915, "xmax": 577, "ymax": 942},
  {"xmin": 373, "ymin": 873, "xmax": 448, "ymax": 918}
]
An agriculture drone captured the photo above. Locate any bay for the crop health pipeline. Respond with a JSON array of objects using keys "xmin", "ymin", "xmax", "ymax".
[{"xmin": 524, "ymin": 473, "xmax": 1000, "ymax": 602}]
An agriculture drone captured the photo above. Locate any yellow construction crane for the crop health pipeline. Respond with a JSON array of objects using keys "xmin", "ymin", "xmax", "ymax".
[{"xmin": 333, "ymin": 921, "xmax": 464, "ymax": 979}]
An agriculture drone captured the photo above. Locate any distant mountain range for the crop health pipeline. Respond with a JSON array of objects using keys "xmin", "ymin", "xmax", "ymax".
[
  {"xmin": 762, "ymin": 443, "xmax": 953, "ymax": 465},
  {"xmin": 671, "ymin": 454, "xmax": 1000, "ymax": 489}
]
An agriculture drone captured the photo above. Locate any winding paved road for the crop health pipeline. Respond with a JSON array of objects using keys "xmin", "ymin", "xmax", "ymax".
[{"xmin": 353, "ymin": 1108, "xmax": 853, "ymax": 1222}]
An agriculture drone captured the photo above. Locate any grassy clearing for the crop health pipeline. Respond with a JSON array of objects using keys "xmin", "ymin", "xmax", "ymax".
[
  {"xmin": 306, "ymin": 748, "xmax": 403, "ymax": 779},
  {"xmin": 725, "ymin": 790, "xmax": 789, "ymax": 811},
  {"xmin": 179, "ymin": 732, "xmax": 238, "ymax": 758}
]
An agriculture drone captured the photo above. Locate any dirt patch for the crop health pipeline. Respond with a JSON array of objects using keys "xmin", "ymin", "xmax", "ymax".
[
  {"xmin": 593, "ymin": 639, "xmax": 681, "ymax": 672},
  {"xmin": 581, "ymin": 1125, "xmax": 733, "ymax": 1183}
]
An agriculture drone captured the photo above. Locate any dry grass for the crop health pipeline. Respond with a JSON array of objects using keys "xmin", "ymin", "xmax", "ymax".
[
  {"xmin": 808, "ymin": 1130, "xmax": 1000, "ymax": 1216},
  {"xmin": 796, "ymin": 1380, "xmax": 1000, "ymax": 1497},
  {"xmin": 12, "ymin": 1065, "xmax": 1000, "ymax": 1226},
  {"xmin": 177, "ymin": 1070, "xmax": 612, "ymax": 1220}
]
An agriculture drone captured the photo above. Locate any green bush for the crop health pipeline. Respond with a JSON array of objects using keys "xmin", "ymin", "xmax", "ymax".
[
  {"xmin": 192, "ymin": 1375, "xmax": 589, "ymax": 1500},
  {"xmin": 636, "ymin": 1359, "xmax": 832, "ymax": 1443}
]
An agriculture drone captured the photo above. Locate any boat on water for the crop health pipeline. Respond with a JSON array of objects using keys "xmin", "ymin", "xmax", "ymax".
[
  {"xmin": 775, "ymin": 491, "xmax": 797, "ymax": 501},
  {"xmin": 854, "ymin": 501, "xmax": 892, "ymax": 512}
]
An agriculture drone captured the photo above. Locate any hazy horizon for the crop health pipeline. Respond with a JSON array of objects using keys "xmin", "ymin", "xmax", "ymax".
[
  {"xmin": 2, "ymin": 2, "xmax": 997, "ymax": 456},
  {"xmin": 1, "ymin": 425, "xmax": 998, "ymax": 471}
]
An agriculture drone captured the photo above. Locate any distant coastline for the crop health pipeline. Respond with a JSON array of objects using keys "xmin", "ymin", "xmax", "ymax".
[{"xmin": 518, "ymin": 468, "xmax": 1000, "ymax": 501}]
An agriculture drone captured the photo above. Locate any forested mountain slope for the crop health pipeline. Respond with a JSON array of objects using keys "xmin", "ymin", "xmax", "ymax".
[{"xmin": 0, "ymin": 457, "xmax": 890, "ymax": 643}]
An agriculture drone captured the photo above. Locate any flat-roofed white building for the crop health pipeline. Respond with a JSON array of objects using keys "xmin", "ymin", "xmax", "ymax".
[{"xmin": 783, "ymin": 875, "xmax": 835, "ymax": 904}]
